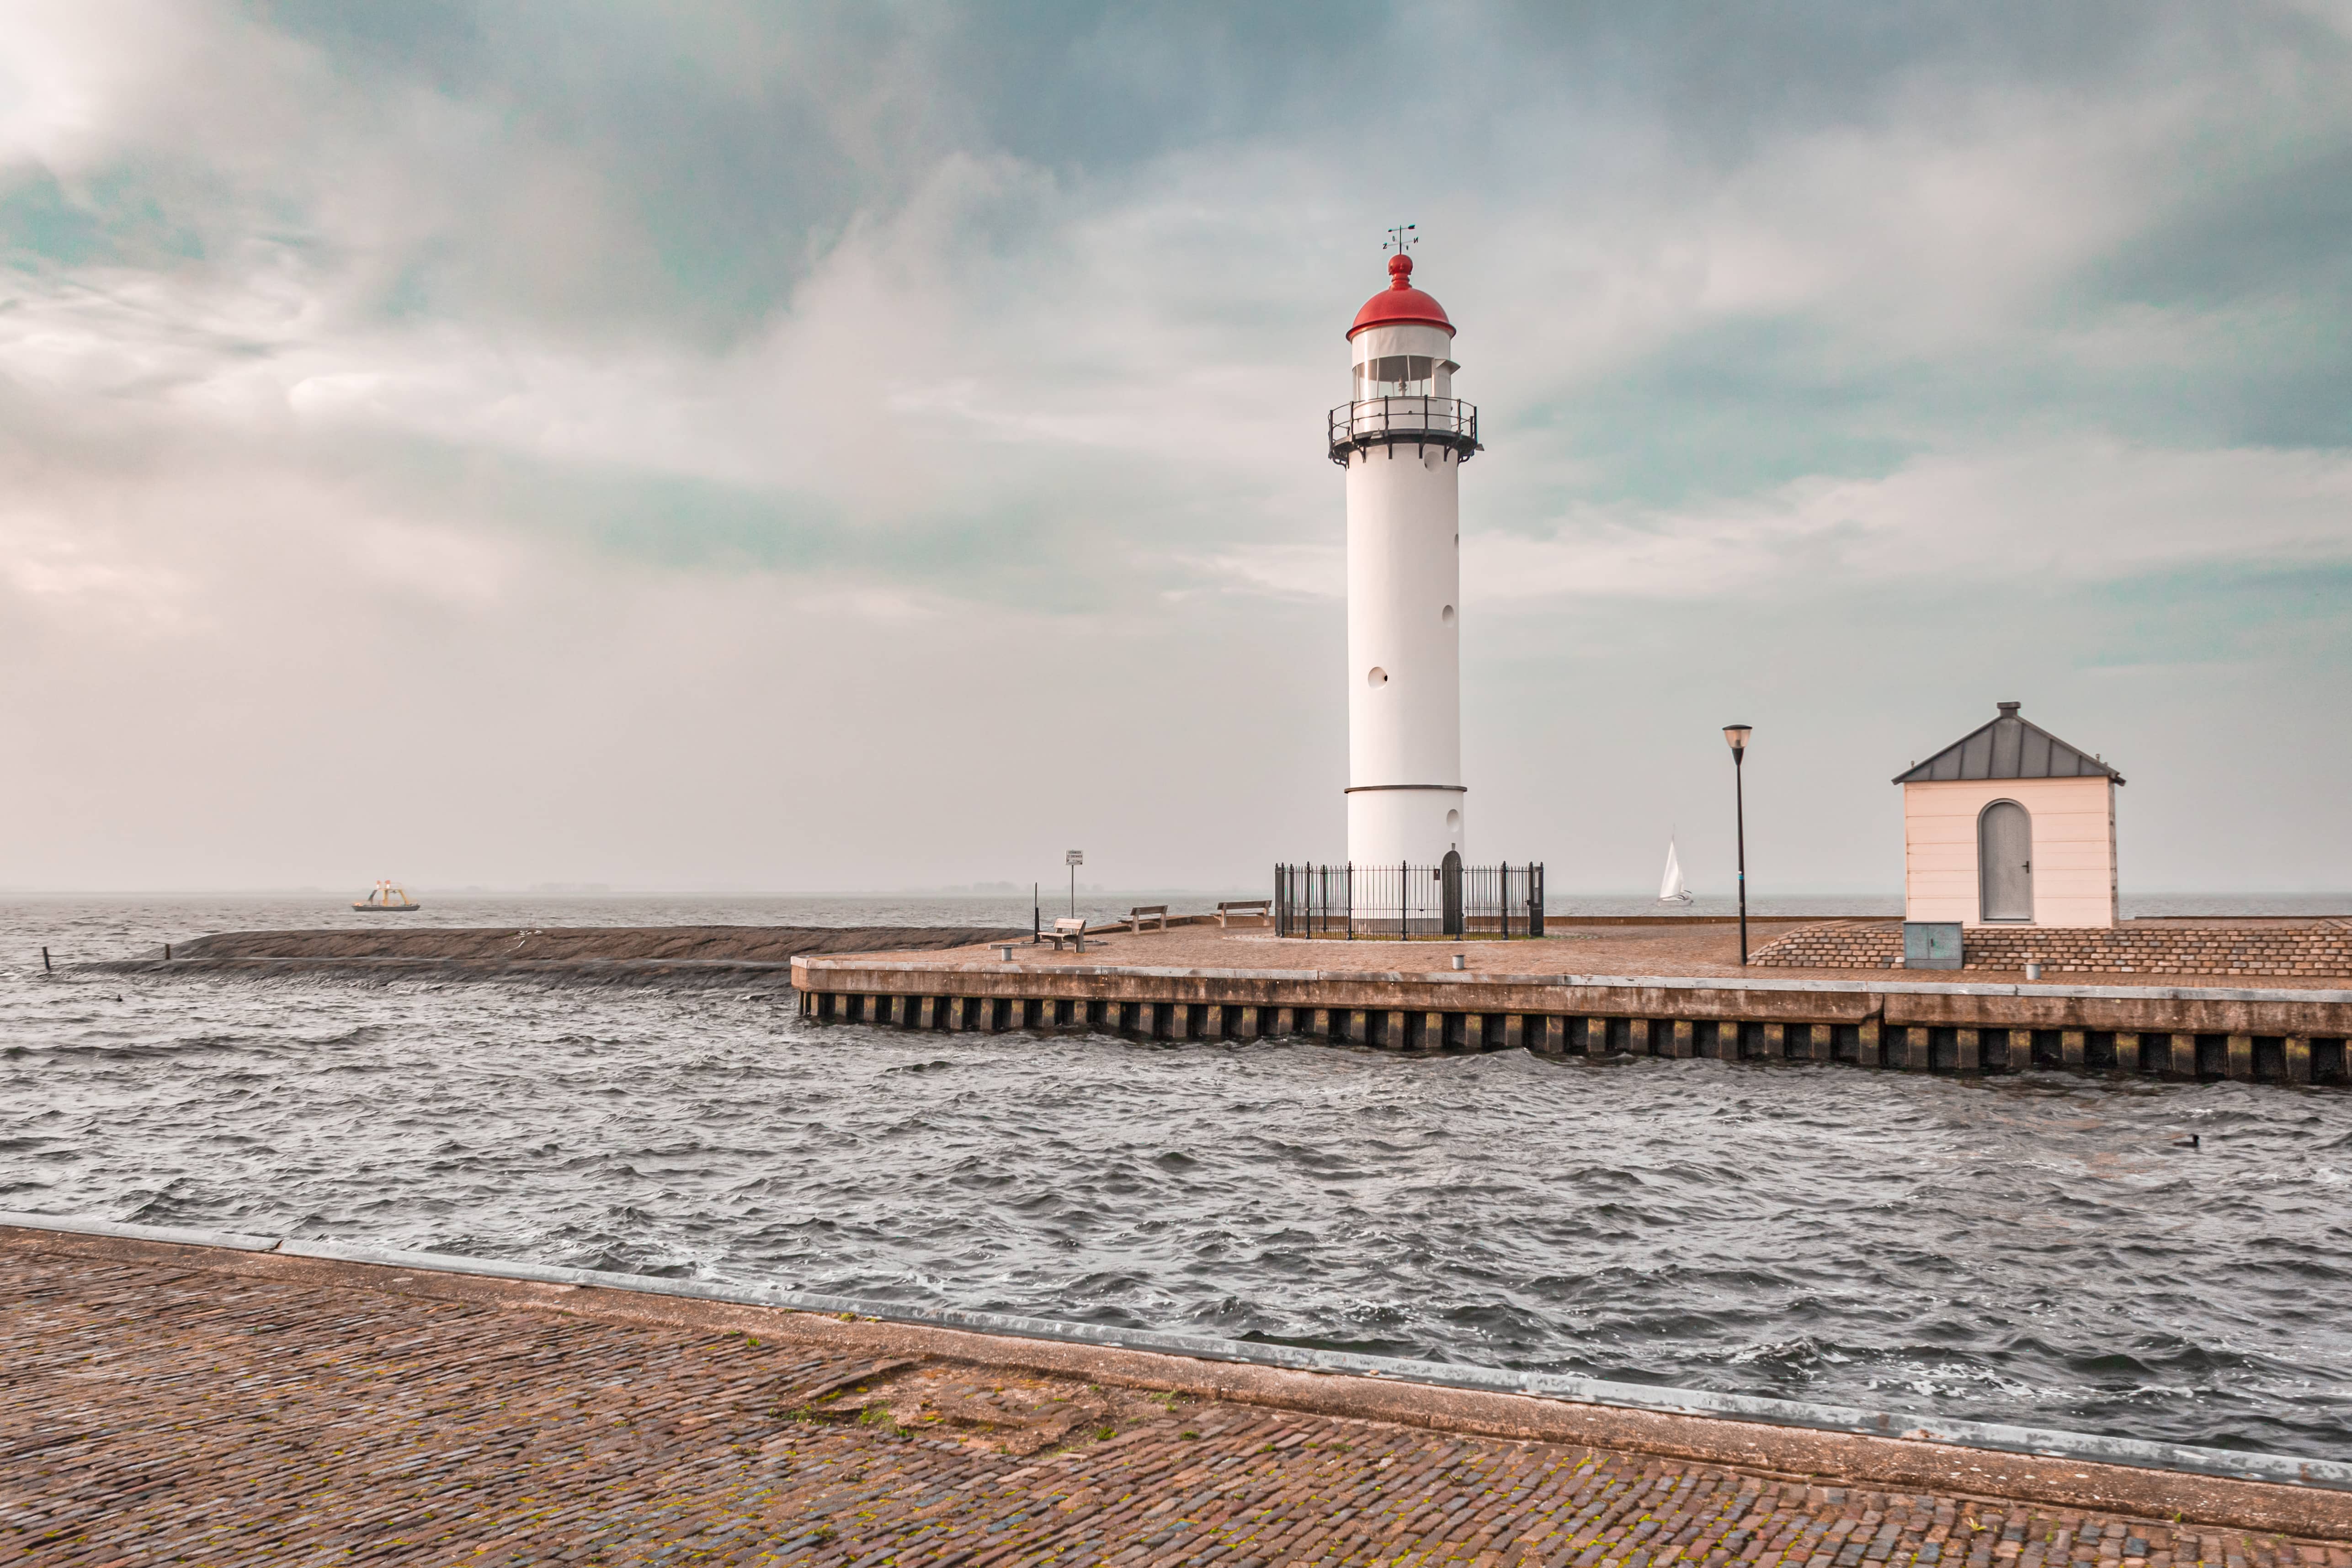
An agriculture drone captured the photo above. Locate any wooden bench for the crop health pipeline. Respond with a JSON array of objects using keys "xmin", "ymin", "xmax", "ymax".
[
  {"xmin": 1217, "ymin": 899, "xmax": 1272, "ymax": 928},
  {"xmin": 1040, "ymin": 917, "xmax": 1090, "ymax": 953},
  {"xmin": 1125, "ymin": 905, "xmax": 1169, "ymax": 933}
]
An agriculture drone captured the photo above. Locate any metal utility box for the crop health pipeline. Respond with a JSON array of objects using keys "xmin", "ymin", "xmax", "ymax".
[{"xmin": 1904, "ymin": 921, "xmax": 1964, "ymax": 971}]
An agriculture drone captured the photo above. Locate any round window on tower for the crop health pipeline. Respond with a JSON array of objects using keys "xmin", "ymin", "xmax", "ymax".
[
  {"xmin": 1367, "ymin": 666, "xmax": 1389, "ymax": 687},
  {"xmin": 1441, "ymin": 605, "xmax": 1455, "ymax": 626},
  {"xmin": 1446, "ymin": 809, "xmax": 1462, "ymax": 833}
]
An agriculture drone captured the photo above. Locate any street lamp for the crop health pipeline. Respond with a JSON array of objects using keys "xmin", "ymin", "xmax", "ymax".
[
  {"xmin": 1723, "ymin": 725, "xmax": 1752, "ymax": 966},
  {"xmin": 1066, "ymin": 850, "xmax": 1083, "ymax": 919}
]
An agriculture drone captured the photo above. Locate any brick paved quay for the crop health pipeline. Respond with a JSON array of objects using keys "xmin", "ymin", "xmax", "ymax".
[{"xmin": 5, "ymin": 1228, "xmax": 2349, "ymax": 1567}]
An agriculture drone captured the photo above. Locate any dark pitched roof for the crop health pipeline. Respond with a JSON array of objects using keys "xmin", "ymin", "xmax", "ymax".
[{"xmin": 1892, "ymin": 702, "xmax": 2124, "ymax": 786}]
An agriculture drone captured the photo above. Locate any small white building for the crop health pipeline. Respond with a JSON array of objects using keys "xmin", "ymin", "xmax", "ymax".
[{"xmin": 1894, "ymin": 702, "xmax": 2124, "ymax": 929}]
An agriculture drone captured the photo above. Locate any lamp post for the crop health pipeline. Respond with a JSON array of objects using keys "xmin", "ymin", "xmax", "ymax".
[
  {"xmin": 1066, "ymin": 850, "xmax": 1083, "ymax": 920},
  {"xmin": 1723, "ymin": 725, "xmax": 1752, "ymax": 965}
]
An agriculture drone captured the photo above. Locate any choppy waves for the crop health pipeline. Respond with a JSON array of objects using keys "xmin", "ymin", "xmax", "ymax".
[{"xmin": 4, "ymin": 893, "xmax": 2352, "ymax": 1459}]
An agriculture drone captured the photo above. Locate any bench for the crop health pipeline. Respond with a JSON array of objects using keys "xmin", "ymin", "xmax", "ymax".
[
  {"xmin": 1125, "ymin": 904, "xmax": 1169, "ymax": 933},
  {"xmin": 1039, "ymin": 917, "xmax": 1090, "ymax": 953},
  {"xmin": 1217, "ymin": 899, "xmax": 1272, "ymax": 928}
]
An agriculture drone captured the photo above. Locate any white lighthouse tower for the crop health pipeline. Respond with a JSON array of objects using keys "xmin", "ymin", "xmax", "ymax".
[{"xmin": 1330, "ymin": 243, "xmax": 1478, "ymax": 868}]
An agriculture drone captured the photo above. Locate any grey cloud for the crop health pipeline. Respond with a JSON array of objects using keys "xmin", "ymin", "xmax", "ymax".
[{"xmin": 6, "ymin": 0, "xmax": 2352, "ymax": 890}]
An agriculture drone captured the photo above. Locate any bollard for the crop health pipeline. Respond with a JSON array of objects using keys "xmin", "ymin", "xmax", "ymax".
[{"xmin": 1450, "ymin": 952, "xmax": 1466, "ymax": 971}]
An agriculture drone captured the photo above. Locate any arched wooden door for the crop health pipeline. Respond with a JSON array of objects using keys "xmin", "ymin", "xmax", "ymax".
[{"xmin": 1979, "ymin": 801, "xmax": 2033, "ymax": 922}]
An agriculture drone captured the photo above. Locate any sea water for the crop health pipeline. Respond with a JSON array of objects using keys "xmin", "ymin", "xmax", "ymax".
[{"xmin": 3, "ymin": 892, "xmax": 2349, "ymax": 1459}]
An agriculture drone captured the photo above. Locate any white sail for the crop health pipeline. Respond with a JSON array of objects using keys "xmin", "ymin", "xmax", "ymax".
[{"xmin": 1656, "ymin": 836, "xmax": 1693, "ymax": 904}]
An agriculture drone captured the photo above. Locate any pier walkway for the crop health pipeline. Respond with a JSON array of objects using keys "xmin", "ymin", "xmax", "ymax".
[{"xmin": 5, "ymin": 1223, "xmax": 2351, "ymax": 1565}]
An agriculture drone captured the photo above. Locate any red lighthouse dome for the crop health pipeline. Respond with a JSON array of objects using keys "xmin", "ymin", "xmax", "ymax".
[{"xmin": 1347, "ymin": 253, "xmax": 1455, "ymax": 340}]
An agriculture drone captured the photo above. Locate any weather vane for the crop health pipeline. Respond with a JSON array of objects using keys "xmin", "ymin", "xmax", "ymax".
[{"xmin": 1385, "ymin": 223, "xmax": 1417, "ymax": 256}]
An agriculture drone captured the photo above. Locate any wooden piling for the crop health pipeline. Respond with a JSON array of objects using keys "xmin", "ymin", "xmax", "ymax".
[{"xmin": 2227, "ymin": 1033, "xmax": 2255, "ymax": 1080}]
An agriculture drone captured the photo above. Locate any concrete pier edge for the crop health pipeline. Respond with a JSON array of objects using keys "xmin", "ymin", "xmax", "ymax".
[
  {"xmin": 799, "ymin": 956, "xmax": 2352, "ymax": 1006},
  {"xmin": 793, "ymin": 953, "xmax": 2352, "ymax": 1082},
  {"xmin": 8, "ymin": 1207, "xmax": 2345, "ymax": 1507}
]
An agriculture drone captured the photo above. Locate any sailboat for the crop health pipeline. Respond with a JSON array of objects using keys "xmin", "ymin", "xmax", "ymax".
[{"xmin": 1655, "ymin": 837, "xmax": 1694, "ymax": 905}]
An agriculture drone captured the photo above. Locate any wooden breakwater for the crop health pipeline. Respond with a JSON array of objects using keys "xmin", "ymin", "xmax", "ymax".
[
  {"xmin": 791, "ymin": 955, "xmax": 2352, "ymax": 1085},
  {"xmin": 82, "ymin": 926, "xmax": 1028, "ymax": 986}
]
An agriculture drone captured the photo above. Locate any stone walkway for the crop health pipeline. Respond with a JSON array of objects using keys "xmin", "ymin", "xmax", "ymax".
[
  {"xmin": 4, "ymin": 1231, "xmax": 2347, "ymax": 1567},
  {"xmin": 831, "ymin": 923, "xmax": 2352, "ymax": 991}
]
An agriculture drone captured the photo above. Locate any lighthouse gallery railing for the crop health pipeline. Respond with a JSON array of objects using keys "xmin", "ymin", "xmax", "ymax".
[
  {"xmin": 1275, "ymin": 862, "xmax": 1545, "ymax": 939},
  {"xmin": 1327, "ymin": 396, "xmax": 1480, "ymax": 466}
]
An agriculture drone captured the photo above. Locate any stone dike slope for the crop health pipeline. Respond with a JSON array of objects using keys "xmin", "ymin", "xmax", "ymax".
[
  {"xmin": 99, "ymin": 925, "xmax": 1028, "ymax": 985},
  {"xmin": 1753, "ymin": 920, "xmax": 2352, "ymax": 980},
  {"xmin": 5, "ymin": 1221, "xmax": 2351, "ymax": 1563}
]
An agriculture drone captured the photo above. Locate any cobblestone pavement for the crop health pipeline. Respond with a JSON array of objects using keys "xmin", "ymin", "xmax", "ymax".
[
  {"xmin": 4, "ymin": 1240, "xmax": 2347, "ymax": 1567},
  {"xmin": 833, "ymin": 924, "xmax": 2347, "ymax": 990}
]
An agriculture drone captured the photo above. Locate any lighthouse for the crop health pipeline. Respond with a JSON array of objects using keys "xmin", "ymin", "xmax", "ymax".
[{"xmin": 1329, "ymin": 245, "xmax": 1479, "ymax": 868}]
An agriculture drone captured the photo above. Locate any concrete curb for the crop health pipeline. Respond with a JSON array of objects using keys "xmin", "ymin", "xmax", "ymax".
[
  {"xmin": 5, "ymin": 1208, "xmax": 287, "ymax": 1253},
  {"xmin": 6, "ymin": 1209, "xmax": 2344, "ymax": 1496}
]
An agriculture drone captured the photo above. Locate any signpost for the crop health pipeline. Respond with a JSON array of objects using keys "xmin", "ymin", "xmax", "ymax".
[{"xmin": 1066, "ymin": 850, "xmax": 1083, "ymax": 919}]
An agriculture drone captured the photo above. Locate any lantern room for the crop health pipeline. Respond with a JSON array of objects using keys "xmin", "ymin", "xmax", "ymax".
[{"xmin": 1893, "ymin": 702, "xmax": 2125, "ymax": 929}]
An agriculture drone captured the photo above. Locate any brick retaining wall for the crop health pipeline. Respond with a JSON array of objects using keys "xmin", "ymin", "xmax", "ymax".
[{"xmin": 1752, "ymin": 921, "xmax": 2352, "ymax": 978}]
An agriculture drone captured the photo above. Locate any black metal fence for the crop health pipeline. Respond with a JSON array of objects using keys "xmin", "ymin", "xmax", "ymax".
[{"xmin": 1274, "ymin": 862, "xmax": 1545, "ymax": 939}]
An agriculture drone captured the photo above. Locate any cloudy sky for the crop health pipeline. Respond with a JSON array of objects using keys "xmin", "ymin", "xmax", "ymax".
[{"xmin": 4, "ymin": 1, "xmax": 2349, "ymax": 895}]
